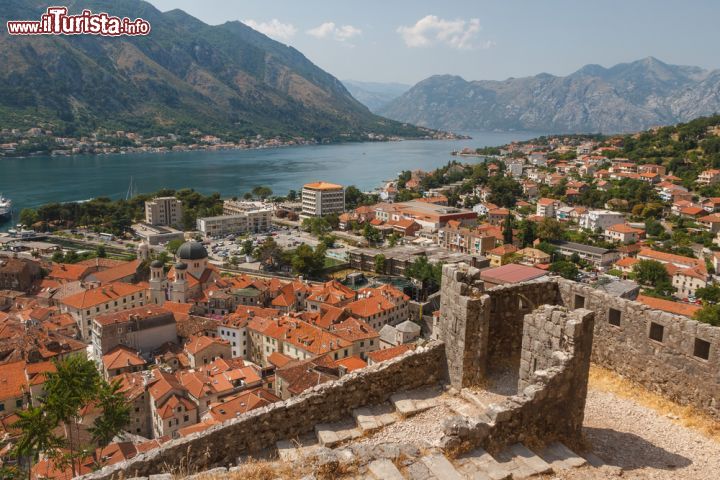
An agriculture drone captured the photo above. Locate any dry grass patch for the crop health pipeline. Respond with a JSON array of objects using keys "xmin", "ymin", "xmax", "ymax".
[{"xmin": 588, "ymin": 365, "xmax": 720, "ymax": 441}]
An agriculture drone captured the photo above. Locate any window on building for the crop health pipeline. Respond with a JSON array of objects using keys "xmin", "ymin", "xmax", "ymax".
[
  {"xmin": 694, "ymin": 338, "xmax": 711, "ymax": 360},
  {"xmin": 649, "ymin": 322, "xmax": 664, "ymax": 342},
  {"xmin": 608, "ymin": 308, "xmax": 621, "ymax": 327}
]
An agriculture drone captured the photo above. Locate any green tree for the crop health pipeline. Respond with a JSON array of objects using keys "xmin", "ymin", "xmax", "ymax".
[
  {"xmin": 550, "ymin": 260, "xmax": 579, "ymax": 280},
  {"xmin": 487, "ymin": 176, "xmax": 522, "ymax": 208},
  {"xmin": 12, "ymin": 407, "xmax": 62, "ymax": 480},
  {"xmin": 19, "ymin": 208, "xmax": 39, "ymax": 228},
  {"xmin": 387, "ymin": 233, "xmax": 401, "ymax": 247},
  {"xmin": 694, "ymin": 304, "xmax": 720, "ymax": 326},
  {"xmin": 166, "ymin": 239, "xmax": 184, "ymax": 254},
  {"xmin": 253, "ymin": 238, "xmax": 285, "ymax": 271},
  {"xmin": 301, "ymin": 217, "xmax": 332, "ymax": 237},
  {"xmin": 518, "ymin": 219, "xmax": 536, "ymax": 248},
  {"xmin": 251, "ymin": 186, "xmax": 273, "ymax": 200},
  {"xmin": 88, "ymin": 380, "xmax": 130, "ymax": 448},
  {"xmin": 362, "ymin": 224, "xmax": 382, "ymax": 244},
  {"xmin": 43, "ymin": 356, "xmax": 101, "ymax": 476},
  {"xmin": 696, "ymin": 284, "xmax": 720, "ymax": 303},
  {"xmin": 405, "ymin": 256, "xmax": 443, "ymax": 300},
  {"xmin": 633, "ymin": 260, "xmax": 674, "ymax": 297},
  {"xmin": 345, "ymin": 185, "xmax": 365, "ymax": 209},
  {"xmin": 537, "ymin": 218, "xmax": 565, "ymax": 242},
  {"xmin": 240, "ymin": 239, "xmax": 254, "ymax": 256},
  {"xmin": 374, "ymin": 254, "xmax": 386, "ymax": 274},
  {"xmin": 287, "ymin": 189, "xmax": 297, "ymax": 201},
  {"xmin": 502, "ymin": 215, "xmax": 515, "ymax": 244},
  {"xmin": 291, "ymin": 244, "xmax": 326, "ymax": 277},
  {"xmin": 645, "ymin": 217, "xmax": 664, "ymax": 237},
  {"xmin": 96, "ymin": 245, "xmax": 107, "ymax": 258}
]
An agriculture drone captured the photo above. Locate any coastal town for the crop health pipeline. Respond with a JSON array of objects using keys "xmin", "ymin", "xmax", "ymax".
[
  {"xmin": 0, "ymin": 126, "xmax": 464, "ymax": 158},
  {"xmin": 1, "ymin": 116, "xmax": 720, "ymax": 477}
]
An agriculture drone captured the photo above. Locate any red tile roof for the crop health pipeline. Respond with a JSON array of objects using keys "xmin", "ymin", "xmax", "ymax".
[
  {"xmin": 637, "ymin": 295, "xmax": 700, "ymax": 318},
  {"xmin": 367, "ymin": 344, "xmax": 412, "ymax": 363}
]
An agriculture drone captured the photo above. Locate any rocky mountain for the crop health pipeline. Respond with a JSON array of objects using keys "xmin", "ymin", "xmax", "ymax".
[
  {"xmin": 0, "ymin": 0, "xmax": 429, "ymax": 139},
  {"xmin": 379, "ymin": 57, "xmax": 720, "ymax": 134},
  {"xmin": 342, "ymin": 80, "xmax": 411, "ymax": 112}
]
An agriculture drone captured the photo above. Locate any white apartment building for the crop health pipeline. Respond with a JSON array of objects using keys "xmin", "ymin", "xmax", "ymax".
[
  {"xmin": 197, "ymin": 203, "xmax": 272, "ymax": 237},
  {"xmin": 145, "ymin": 197, "xmax": 183, "ymax": 227},
  {"xmin": 59, "ymin": 283, "xmax": 147, "ymax": 340},
  {"xmin": 301, "ymin": 182, "xmax": 345, "ymax": 217},
  {"xmin": 579, "ymin": 210, "xmax": 625, "ymax": 231},
  {"xmin": 536, "ymin": 198, "xmax": 558, "ymax": 218}
]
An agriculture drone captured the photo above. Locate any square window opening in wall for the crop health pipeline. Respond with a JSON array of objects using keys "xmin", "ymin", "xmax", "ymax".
[
  {"xmin": 694, "ymin": 338, "xmax": 711, "ymax": 360},
  {"xmin": 649, "ymin": 322, "xmax": 664, "ymax": 343},
  {"xmin": 608, "ymin": 308, "xmax": 621, "ymax": 327},
  {"xmin": 574, "ymin": 294, "xmax": 585, "ymax": 309}
]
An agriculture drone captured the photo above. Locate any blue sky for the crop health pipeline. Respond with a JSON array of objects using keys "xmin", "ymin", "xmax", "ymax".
[{"xmin": 146, "ymin": 0, "xmax": 720, "ymax": 85}]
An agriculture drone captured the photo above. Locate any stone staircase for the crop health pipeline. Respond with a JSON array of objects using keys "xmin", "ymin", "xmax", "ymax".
[
  {"xmin": 270, "ymin": 386, "xmax": 603, "ymax": 480},
  {"xmin": 369, "ymin": 440, "xmax": 588, "ymax": 480}
]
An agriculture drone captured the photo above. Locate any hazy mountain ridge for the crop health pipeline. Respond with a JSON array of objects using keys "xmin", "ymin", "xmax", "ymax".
[
  {"xmin": 0, "ymin": 0, "xmax": 428, "ymax": 139},
  {"xmin": 342, "ymin": 80, "xmax": 411, "ymax": 112},
  {"xmin": 379, "ymin": 57, "xmax": 720, "ymax": 133}
]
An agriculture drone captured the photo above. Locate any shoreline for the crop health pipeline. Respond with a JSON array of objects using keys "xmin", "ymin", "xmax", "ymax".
[{"xmin": 0, "ymin": 134, "xmax": 470, "ymax": 161}]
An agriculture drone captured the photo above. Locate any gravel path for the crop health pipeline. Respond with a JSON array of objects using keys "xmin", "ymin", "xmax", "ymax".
[{"xmin": 555, "ymin": 388, "xmax": 720, "ymax": 480}]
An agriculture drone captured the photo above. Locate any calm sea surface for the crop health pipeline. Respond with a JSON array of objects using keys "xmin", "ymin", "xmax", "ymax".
[{"xmin": 0, "ymin": 131, "xmax": 541, "ymax": 229}]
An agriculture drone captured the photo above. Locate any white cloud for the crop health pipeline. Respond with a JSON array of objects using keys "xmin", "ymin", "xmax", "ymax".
[
  {"xmin": 244, "ymin": 19, "xmax": 297, "ymax": 42},
  {"xmin": 397, "ymin": 15, "xmax": 491, "ymax": 50},
  {"xmin": 307, "ymin": 22, "xmax": 362, "ymax": 42}
]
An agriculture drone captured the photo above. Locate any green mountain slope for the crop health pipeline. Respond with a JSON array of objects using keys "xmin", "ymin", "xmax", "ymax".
[{"xmin": 0, "ymin": 0, "xmax": 429, "ymax": 139}]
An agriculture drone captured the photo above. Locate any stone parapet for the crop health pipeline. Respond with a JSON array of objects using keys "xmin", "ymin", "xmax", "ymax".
[
  {"xmin": 78, "ymin": 342, "xmax": 445, "ymax": 480},
  {"xmin": 442, "ymin": 306, "xmax": 594, "ymax": 453}
]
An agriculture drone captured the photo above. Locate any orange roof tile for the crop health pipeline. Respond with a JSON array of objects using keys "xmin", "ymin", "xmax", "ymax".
[
  {"xmin": 102, "ymin": 345, "xmax": 146, "ymax": 372},
  {"xmin": 333, "ymin": 355, "xmax": 367, "ymax": 372},
  {"xmin": 303, "ymin": 181, "xmax": 343, "ymax": 191},
  {"xmin": 637, "ymin": 295, "xmax": 700, "ymax": 318},
  {"xmin": 367, "ymin": 344, "xmax": 412, "ymax": 363},
  {"xmin": 61, "ymin": 283, "xmax": 146, "ymax": 309}
]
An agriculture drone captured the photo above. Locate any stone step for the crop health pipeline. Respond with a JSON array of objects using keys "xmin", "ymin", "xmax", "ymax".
[
  {"xmin": 275, "ymin": 435, "xmax": 319, "ymax": 462},
  {"xmin": 314, "ymin": 420, "xmax": 361, "ymax": 448},
  {"xmin": 390, "ymin": 388, "xmax": 441, "ymax": 417},
  {"xmin": 449, "ymin": 402, "xmax": 494, "ymax": 423},
  {"xmin": 461, "ymin": 389, "xmax": 488, "ymax": 409},
  {"xmin": 538, "ymin": 442, "xmax": 587, "ymax": 470},
  {"xmin": 353, "ymin": 404, "xmax": 398, "ymax": 434},
  {"xmin": 368, "ymin": 458, "xmax": 405, "ymax": 480},
  {"xmin": 510, "ymin": 443, "xmax": 554, "ymax": 478},
  {"xmin": 456, "ymin": 447, "xmax": 512, "ymax": 480},
  {"xmin": 495, "ymin": 443, "xmax": 552, "ymax": 479},
  {"xmin": 404, "ymin": 459, "xmax": 436, "ymax": 479},
  {"xmin": 421, "ymin": 453, "xmax": 464, "ymax": 480}
]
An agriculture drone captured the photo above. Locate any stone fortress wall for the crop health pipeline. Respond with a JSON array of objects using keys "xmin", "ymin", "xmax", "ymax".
[
  {"xmin": 441, "ymin": 304, "xmax": 594, "ymax": 453},
  {"xmin": 79, "ymin": 263, "xmax": 720, "ymax": 479},
  {"xmin": 558, "ymin": 279, "xmax": 720, "ymax": 417},
  {"xmin": 80, "ymin": 343, "xmax": 445, "ymax": 480}
]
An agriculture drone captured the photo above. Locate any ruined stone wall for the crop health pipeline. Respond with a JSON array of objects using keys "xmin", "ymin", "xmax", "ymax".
[
  {"xmin": 443, "ymin": 306, "xmax": 594, "ymax": 453},
  {"xmin": 485, "ymin": 281, "xmax": 561, "ymax": 363},
  {"xmin": 438, "ymin": 264, "xmax": 489, "ymax": 388},
  {"xmin": 558, "ymin": 279, "xmax": 720, "ymax": 418},
  {"xmin": 440, "ymin": 262, "xmax": 720, "ymax": 419},
  {"xmin": 79, "ymin": 342, "xmax": 446, "ymax": 480}
]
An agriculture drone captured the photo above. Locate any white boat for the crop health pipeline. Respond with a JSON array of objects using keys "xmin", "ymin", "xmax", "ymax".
[{"xmin": 0, "ymin": 195, "xmax": 11, "ymax": 219}]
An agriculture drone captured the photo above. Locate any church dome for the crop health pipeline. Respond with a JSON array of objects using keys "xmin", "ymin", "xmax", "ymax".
[
  {"xmin": 176, "ymin": 241, "xmax": 208, "ymax": 260},
  {"xmin": 150, "ymin": 260, "xmax": 164, "ymax": 269},
  {"xmin": 174, "ymin": 261, "xmax": 188, "ymax": 270}
]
